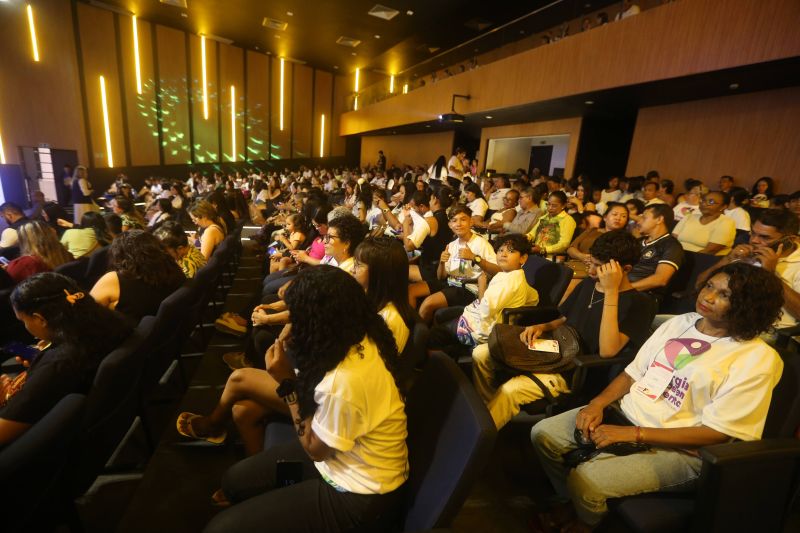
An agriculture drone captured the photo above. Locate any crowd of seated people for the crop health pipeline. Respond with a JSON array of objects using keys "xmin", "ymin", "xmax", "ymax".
[{"xmin": 0, "ymin": 157, "xmax": 798, "ymax": 531}]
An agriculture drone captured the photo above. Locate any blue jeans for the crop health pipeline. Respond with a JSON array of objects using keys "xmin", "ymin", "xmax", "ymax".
[{"xmin": 530, "ymin": 407, "xmax": 702, "ymax": 525}]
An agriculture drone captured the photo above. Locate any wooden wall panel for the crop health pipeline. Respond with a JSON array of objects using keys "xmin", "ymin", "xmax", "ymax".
[
  {"xmin": 219, "ymin": 43, "xmax": 245, "ymax": 162},
  {"xmin": 291, "ymin": 65, "xmax": 313, "ymax": 159},
  {"xmin": 189, "ymin": 35, "xmax": 219, "ymax": 163},
  {"xmin": 0, "ymin": 0, "xmax": 87, "ymax": 167},
  {"xmin": 331, "ymin": 74, "xmax": 348, "ymax": 156},
  {"xmin": 342, "ymin": 0, "xmax": 800, "ymax": 135},
  {"xmin": 118, "ymin": 15, "xmax": 159, "ymax": 166},
  {"xmin": 626, "ymin": 87, "xmax": 800, "ymax": 193},
  {"xmin": 78, "ymin": 3, "xmax": 125, "ymax": 168},
  {"xmin": 245, "ymin": 51, "xmax": 269, "ymax": 162},
  {"xmin": 313, "ymin": 71, "xmax": 333, "ymax": 158},
  {"xmin": 270, "ymin": 59, "xmax": 293, "ymax": 160},
  {"xmin": 156, "ymin": 26, "xmax": 191, "ymax": 165},
  {"xmin": 478, "ymin": 118, "xmax": 583, "ymax": 179},
  {"xmin": 360, "ymin": 131, "xmax": 455, "ymax": 168}
]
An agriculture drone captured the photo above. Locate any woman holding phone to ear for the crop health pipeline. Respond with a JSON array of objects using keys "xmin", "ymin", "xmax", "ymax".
[
  {"xmin": 204, "ymin": 266, "xmax": 408, "ymax": 533},
  {"xmin": 0, "ymin": 272, "xmax": 131, "ymax": 445}
]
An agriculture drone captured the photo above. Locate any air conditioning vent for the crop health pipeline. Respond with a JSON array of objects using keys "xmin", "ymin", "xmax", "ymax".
[
  {"xmin": 262, "ymin": 17, "xmax": 288, "ymax": 31},
  {"xmin": 336, "ymin": 36, "xmax": 362, "ymax": 48},
  {"xmin": 368, "ymin": 4, "xmax": 399, "ymax": 21},
  {"xmin": 159, "ymin": 0, "xmax": 188, "ymax": 8}
]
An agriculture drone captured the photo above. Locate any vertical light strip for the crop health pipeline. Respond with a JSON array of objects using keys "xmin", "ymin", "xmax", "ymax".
[
  {"xmin": 0, "ymin": 131, "xmax": 6, "ymax": 164},
  {"xmin": 319, "ymin": 114, "xmax": 325, "ymax": 157},
  {"xmin": 403, "ymin": 83, "xmax": 408, "ymax": 94},
  {"xmin": 279, "ymin": 58, "xmax": 285, "ymax": 131},
  {"xmin": 354, "ymin": 96, "xmax": 358, "ymax": 111},
  {"xmin": 201, "ymin": 35, "xmax": 209, "ymax": 119},
  {"xmin": 230, "ymin": 85, "xmax": 236, "ymax": 161},
  {"xmin": 389, "ymin": 75, "xmax": 394, "ymax": 94},
  {"xmin": 27, "ymin": 4, "xmax": 40, "ymax": 62},
  {"xmin": 354, "ymin": 68, "xmax": 360, "ymax": 92},
  {"xmin": 99, "ymin": 76, "xmax": 114, "ymax": 167},
  {"xmin": 132, "ymin": 16, "xmax": 142, "ymax": 94}
]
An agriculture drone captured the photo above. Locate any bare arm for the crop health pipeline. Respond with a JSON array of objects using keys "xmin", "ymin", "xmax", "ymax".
[
  {"xmin": 630, "ymin": 263, "xmax": 677, "ymax": 292},
  {"xmin": 90, "ymin": 271, "xmax": 120, "ymax": 309},
  {"xmin": 0, "ymin": 418, "xmax": 31, "ymax": 446},
  {"xmin": 696, "ymin": 242, "xmax": 726, "ymax": 256}
]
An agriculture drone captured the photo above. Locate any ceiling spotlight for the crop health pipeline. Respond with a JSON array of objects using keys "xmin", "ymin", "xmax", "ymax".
[
  {"xmin": 180, "ymin": 12, "xmax": 188, "ymax": 18},
  {"xmin": 374, "ymin": 34, "xmax": 380, "ymax": 39},
  {"xmin": 729, "ymin": 83, "xmax": 740, "ymax": 90},
  {"xmin": 485, "ymin": 115, "xmax": 493, "ymax": 119},
  {"xmin": 584, "ymin": 100, "xmax": 594, "ymax": 105},
  {"xmin": 287, "ymin": 11, "xmax": 293, "ymax": 16},
  {"xmin": 406, "ymin": 10, "xmax": 414, "ymax": 15}
]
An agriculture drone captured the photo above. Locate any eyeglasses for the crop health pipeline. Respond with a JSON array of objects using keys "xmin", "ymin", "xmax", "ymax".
[
  {"xmin": 700, "ymin": 197, "xmax": 719, "ymax": 205},
  {"xmin": 322, "ymin": 234, "xmax": 340, "ymax": 243}
]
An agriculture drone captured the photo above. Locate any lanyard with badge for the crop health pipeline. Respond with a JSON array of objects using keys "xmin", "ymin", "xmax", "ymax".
[{"xmin": 632, "ymin": 322, "xmax": 727, "ymax": 408}]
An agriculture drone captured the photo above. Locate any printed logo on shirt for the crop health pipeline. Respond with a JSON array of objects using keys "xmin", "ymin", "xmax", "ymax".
[
  {"xmin": 661, "ymin": 337, "xmax": 712, "ymax": 411},
  {"xmin": 642, "ymin": 249, "xmax": 656, "ymax": 260}
]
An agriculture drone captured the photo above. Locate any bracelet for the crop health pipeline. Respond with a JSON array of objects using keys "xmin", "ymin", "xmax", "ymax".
[{"xmin": 635, "ymin": 426, "xmax": 644, "ymax": 443}]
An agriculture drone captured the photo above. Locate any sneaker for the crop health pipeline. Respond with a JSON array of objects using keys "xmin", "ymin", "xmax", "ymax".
[
  {"xmin": 214, "ymin": 315, "xmax": 247, "ymax": 337},
  {"xmin": 222, "ymin": 351, "xmax": 251, "ymax": 371}
]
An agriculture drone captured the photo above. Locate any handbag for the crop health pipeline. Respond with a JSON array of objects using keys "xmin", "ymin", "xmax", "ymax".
[{"xmin": 488, "ymin": 323, "xmax": 582, "ymax": 375}]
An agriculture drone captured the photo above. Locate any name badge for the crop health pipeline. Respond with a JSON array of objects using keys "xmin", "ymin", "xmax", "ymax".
[{"xmin": 633, "ymin": 361, "xmax": 674, "ymax": 402}]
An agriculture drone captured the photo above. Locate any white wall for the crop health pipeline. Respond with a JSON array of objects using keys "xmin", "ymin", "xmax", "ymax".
[{"xmin": 486, "ymin": 135, "xmax": 570, "ymax": 175}]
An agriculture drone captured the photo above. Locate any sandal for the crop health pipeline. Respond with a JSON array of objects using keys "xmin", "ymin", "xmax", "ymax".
[{"xmin": 176, "ymin": 412, "xmax": 227, "ymax": 444}]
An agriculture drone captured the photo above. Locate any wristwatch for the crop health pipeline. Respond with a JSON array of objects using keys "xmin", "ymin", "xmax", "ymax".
[
  {"xmin": 474, "ymin": 255, "xmax": 482, "ymax": 264},
  {"xmin": 276, "ymin": 378, "xmax": 298, "ymax": 404}
]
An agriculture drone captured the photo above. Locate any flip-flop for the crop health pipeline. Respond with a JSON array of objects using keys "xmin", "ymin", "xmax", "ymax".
[{"xmin": 176, "ymin": 412, "xmax": 227, "ymax": 444}]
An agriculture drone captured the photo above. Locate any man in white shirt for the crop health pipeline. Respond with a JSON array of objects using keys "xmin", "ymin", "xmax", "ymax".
[
  {"xmin": 487, "ymin": 176, "xmax": 511, "ymax": 211},
  {"xmin": 697, "ymin": 208, "xmax": 800, "ymax": 330},
  {"xmin": 642, "ymin": 182, "xmax": 666, "ymax": 206}
]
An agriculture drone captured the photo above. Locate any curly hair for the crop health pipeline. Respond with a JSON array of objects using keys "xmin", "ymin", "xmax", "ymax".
[
  {"xmin": 589, "ymin": 230, "xmax": 640, "ymax": 267},
  {"xmin": 354, "ymin": 236, "xmax": 417, "ymax": 331},
  {"xmin": 152, "ymin": 220, "xmax": 189, "ymax": 250},
  {"xmin": 110, "ymin": 229, "xmax": 185, "ymax": 289},
  {"xmin": 18, "ymin": 220, "xmax": 74, "ymax": 269},
  {"xmin": 11, "ymin": 272, "xmax": 132, "ymax": 371},
  {"xmin": 327, "ymin": 214, "xmax": 366, "ymax": 256},
  {"xmin": 493, "ymin": 233, "xmax": 530, "ymax": 254},
  {"xmin": 700, "ymin": 262, "xmax": 783, "ymax": 340},
  {"xmin": 284, "ymin": 265, "xmax": 400, "ymax": 419}
]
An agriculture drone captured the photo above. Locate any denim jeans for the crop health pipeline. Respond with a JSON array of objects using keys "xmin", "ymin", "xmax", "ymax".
[{"xmin": 530, "ymin": 406, "xmax": 702, "ymax": 525}]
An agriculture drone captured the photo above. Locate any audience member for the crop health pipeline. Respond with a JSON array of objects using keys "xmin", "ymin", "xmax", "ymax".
[
  {"xmin": 750, "ymin": 176, "xmax": 774, "ymax": 208},
  {"xmin": 3, "ymin": 220, "xmax": 73, "ymax": 284},
  {"xmin": 672, "ymin": 191, "xmax": 735, "ymax": 255},
  {"xmin": 628, "ymin": 204, "xmax": 684, "ymax": 298},
  {"xmin": 724, "ymin": 187, "xmax": 752, "ymax": 232},
  {"xmin": 58, "ymin": 212, "xmax": 111, "ymax": 258},
  {"xmin": 566, "ymin": 202, "xmax": 629, "ymax": 278},
  {"xmin": 527, "ymin": 191, "xmax": 577, "ymax": 257},
  {"xmin": 0, "ymin": 202, "xmax": 29, "ymax": 256},
  {"xmin": 0, "ymin": 273, "xmax": 131, "ymax": 445},
  {"xmin": 472, "ymin": 231, "xmax": 652, "ymax": 429},
  {"xmin": 188, "ymin": 200, "xmax": 226, "ymax": 259},
  {"xmin": 505, "ymin": 186, "xmax": 543, "ymax": 235},
  {"xmin": 71, "ymin": 165, "xmax": 100, "ymax": 224},
  {"xmin": 672, "ymin": 179, "xmax": 706, "ymax": 222},
  {"xmin": 153, "ymin": 221, "xmax": 207, "ymax": 278},
  {"xmin": 531, "ymin": 263, "xmax": 783, "ymax": 530}
]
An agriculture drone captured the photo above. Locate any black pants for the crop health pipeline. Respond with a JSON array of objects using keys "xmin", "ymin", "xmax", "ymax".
[{"xmin": 204, "ymin": 441, "xmax": 405, "ymax": 533}]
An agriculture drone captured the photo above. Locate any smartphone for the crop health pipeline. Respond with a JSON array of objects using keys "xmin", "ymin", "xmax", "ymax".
[
  {"xmin": 0, "ymin": 257, "xmax": 9, "ymax": 266},
  {"xmin": 1, "ymin": 341, "xmax": 40, "ymax": 362},
  {"xmin": 770, "ymin": 236, "xmax": 795, "ymax": 252},
  {"xmin": 528, "ymin": 339, "xmax": 560, "ymax": 353},
  {"xmin": 276, "ymin": 460, "xmax": 303, "ymax": 487}
]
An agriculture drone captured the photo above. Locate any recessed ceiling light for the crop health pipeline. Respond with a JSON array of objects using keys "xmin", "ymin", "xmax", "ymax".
[
  {"xmin": 584, "ymin": 100, "xmax": 594, "ymax": 105},
  {"xmin": 485, "ymin": 115, "xmax": 493, "ymax": 119},
  {"xmin": 406, "ymin": 10, "xmax": 414, "ymax": 15},
  {"xmin": 374, "ymin": 34, "xmax": 380, "ymax": 39},
  {"xmin": 351, "ymin": 52, "xmax": 357, "ymax": 56},
  {"xmin": 180, "ymin": 12, "xmax": 188, "ymax": 18},
  {"xmin": 729, "ymin": 83, "xmax": 740, "ymax": 90},
  {"xmin": 286, "ymin": 11, "xmax": 293, "ymax": 16}
]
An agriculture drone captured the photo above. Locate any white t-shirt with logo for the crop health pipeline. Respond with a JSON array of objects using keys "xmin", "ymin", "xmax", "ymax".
[
  {"xmin": 620, "ymin": 313, "xmax": 783, "ymax": 441},
  {"xmin": 443, "ymin": 234, "xmax": 498, "ymax": 293},
  {"xmin": 467, "ymin": 198, "xmax": 489, "ymax": 219},
  {"xmin": 313, "ymin": 337, "xmax": 409, "ymax": 494},
  {"xmin": 488, "ymin": 188, "xmax": 511, "ymax": 211}
]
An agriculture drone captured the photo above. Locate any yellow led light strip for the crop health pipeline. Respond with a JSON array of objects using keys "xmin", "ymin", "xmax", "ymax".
[
  {"xmin": 230, "ymin": 85, "xmax": 236, "ymax": 162},
  {"xmin": 132, "ymin": 16, "xmax": 142, "ymax": 94},
  {"xmin": 0, "ymin": 132, "xmax": 6, "ymax": 164},
  {"xmin": 319, "ymin": 114, "xmax": 325, "ymax": 157},
  {"xmin": 100, "ymin": 76, "xmax": 114, "ymax": 167},
  {"xmin": 279, "ymin": 58, "xmax": 285, "ymax": 131},
  {"xmin": 201, "ymin": 36, "xmax": 209, "ymax": 119},
  {"xmin": 27, "ymin": 4, "xmax": 39, "ymax": 62},
  {"xmin": 354, "ymin": 68, "xmax": 360, "ymax": 92},
  {"xmin": 389, "ymin": 75, "xmax": 394, "ymax": 94}
]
